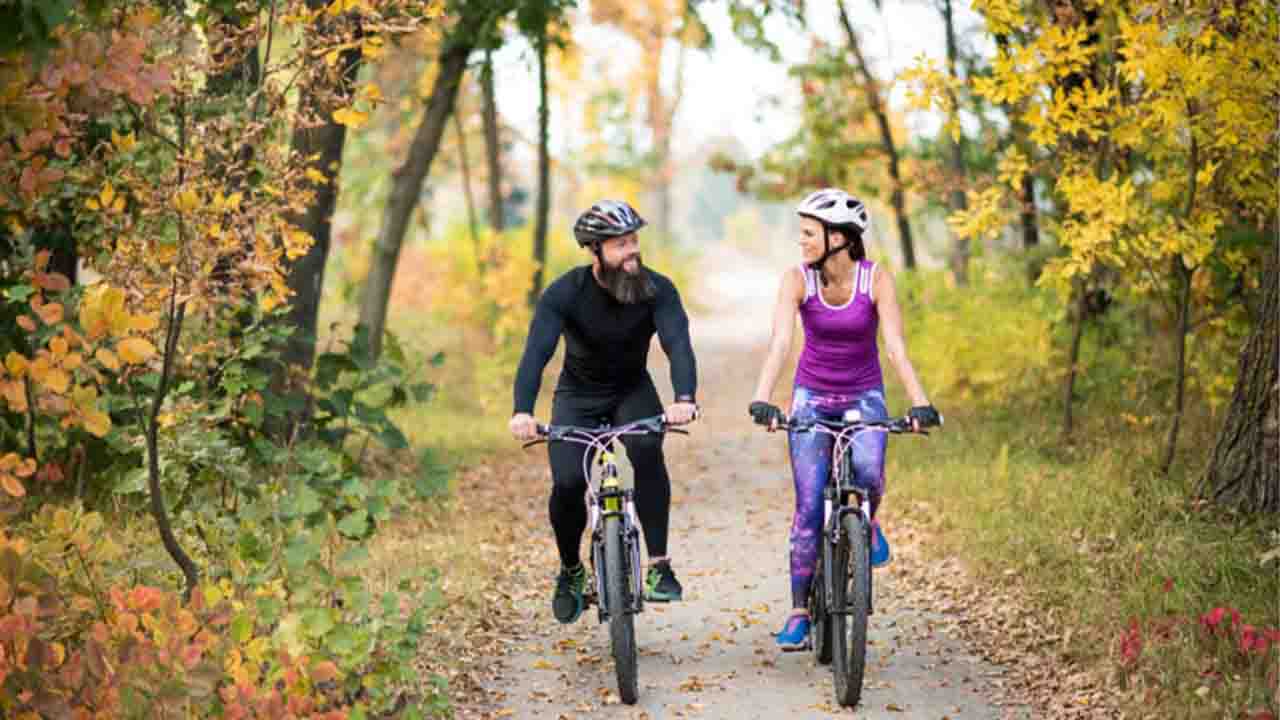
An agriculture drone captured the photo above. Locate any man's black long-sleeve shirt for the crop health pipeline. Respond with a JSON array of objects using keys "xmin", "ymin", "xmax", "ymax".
[{"xmin": 512, "ymin": 266, "xmax": 697, "ymax": 414}]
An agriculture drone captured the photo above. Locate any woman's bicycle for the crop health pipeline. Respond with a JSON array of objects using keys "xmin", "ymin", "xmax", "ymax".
[
  {"xmin": 523, "ymin": 414, "xmax": 687, "ymax": 705},
  {"xmin": 761, "ymin": 409, "xmax": 930, "ymax": 708}
]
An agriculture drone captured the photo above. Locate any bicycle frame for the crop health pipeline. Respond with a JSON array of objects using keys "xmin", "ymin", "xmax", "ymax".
[{"xmin": 529, "ymin": 416, "xmax": 683, "ymax": 620}]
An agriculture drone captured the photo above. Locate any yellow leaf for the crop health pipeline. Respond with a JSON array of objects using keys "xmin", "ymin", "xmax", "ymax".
[
  {"xmin": 173, "ymin": 189, "xmax": 200, "ymax": 214},
  {"xmin": 111, "ymin": 129, "xmax": 137, "ymax": 152},
  {"xmin": 62, "ymin": 353, "xmax": 82, "ymax": 371},
  {"xmin": 117, "ymin": 337, "xmax": 157, "ymax": 364},
  {"xmin": 95, "ymin": 348, "xmax": 121, "ymax": 371},
  {"xmin": 99, "ymin": 182, "xmax": 116, "ymax": 209},
  {"xmin": 82, "ymin": 409, "xmax": 111, "ymax": 438},
  {"xmin": 225, "ymin": 192, "xmax": 243, "ymax": 210},
  {"xmin": 305, "ymin": 168, "xmax": 327, "ymax": 184},
  {"xmin": 332, "ymin": 107, "xmax": 369, "ymax": 129},
  {"xmin": 42, "ymin": 368, "xmax": 70, "ymax": 394},
  {"xmin": 128, "ymin": 314, "xmax": 160, "ymax": 332},
  {"xmin": 0, "ymin": 474, "xmax": 24, "ymax": 498},
  {"xmin": 49, "ymin": 337, "xmax": 68, "ymax": 357},
  {"xmin": 5, "ymin": 352, "xmax": 27, "ymax": 377}
]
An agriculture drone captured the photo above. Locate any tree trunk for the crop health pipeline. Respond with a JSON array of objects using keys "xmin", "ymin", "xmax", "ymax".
[
  {"xmin": 481, "ymin": 50, "xmax": 505, "ymax": 233},
  {"xmin": 942, "ymin": 0, "xmax": 969, "ymax": 284},
  {"xmin": 357, "ymin": 42, "xmax": 472, "ymax": 360},
  {"xmin": 837, "ymin": 0, "xmax": 916, "ymax": 269},
  {"xmin": 1063, "ymin": 279, "xmax": 1088, "ymax": 439},
  {"xmin": 454, "ymin": 102, "xmax": 480, "ymax": 258},
  {"xmin": 1020, "ymin": 171, "xmax": 1039, "ymax": 248},
  {"xmin": 283, "ymin": 5, "xmax": 363, "ymax": 378},
  {"xmin": 1160, "ymin": 258, "xmax": 1195, "ymax": 475},
  {"xmin": 1199, "ymin": 260, "xmax": 1279, "ymax": 513},
  {"xmin": 528, "ymin": 32, "xmax": 551, "ymax": 306}
]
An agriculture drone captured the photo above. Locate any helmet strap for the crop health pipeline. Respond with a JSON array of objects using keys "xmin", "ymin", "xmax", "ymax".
[{"xmin": 807, "ymin": 225, "xmax": 851, "ymax": 287}]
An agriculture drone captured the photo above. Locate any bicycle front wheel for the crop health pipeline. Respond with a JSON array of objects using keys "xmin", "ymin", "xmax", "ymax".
[
  {"xmin": 831, "ymin": 512, "xmax": 870, "ymax": 708},
  {"xmin": 604, "ymin": 514, "xmax": 639, "ymax": 704}
]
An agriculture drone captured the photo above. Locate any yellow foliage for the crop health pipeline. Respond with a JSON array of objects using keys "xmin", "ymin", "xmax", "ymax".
[{"xmin": 117, "ymin": 337, "xmax": 158, "ymax": 365}]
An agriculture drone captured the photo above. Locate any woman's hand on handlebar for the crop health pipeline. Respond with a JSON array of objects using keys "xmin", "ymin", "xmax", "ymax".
[{"xmin": 748, "ymin": 401, "xmax": 785, "ymax": 432}]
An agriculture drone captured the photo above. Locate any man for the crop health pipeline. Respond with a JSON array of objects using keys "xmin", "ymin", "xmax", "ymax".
[{"xmin": 509, "ymin": 199, "xmax": 698, "ymax": 624}]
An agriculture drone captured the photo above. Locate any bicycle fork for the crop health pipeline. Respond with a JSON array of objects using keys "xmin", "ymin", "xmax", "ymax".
[
  {"xmin": 592, "ymin": 471, "xmax": 643, "ymax": 621},
  {"xmin": 821, "ymin": 489, "xmax": 875, "ymax": 616}
]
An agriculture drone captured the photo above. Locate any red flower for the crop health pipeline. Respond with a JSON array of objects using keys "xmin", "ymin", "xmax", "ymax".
[{"xmin": 1119, "ymin": 619, "xmax": 1142, "ymax": 666}]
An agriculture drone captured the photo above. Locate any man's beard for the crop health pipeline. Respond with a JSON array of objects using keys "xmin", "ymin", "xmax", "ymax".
[{"xmin": 599, "ymin": 254, "xmax": 656, "ymax": 304}]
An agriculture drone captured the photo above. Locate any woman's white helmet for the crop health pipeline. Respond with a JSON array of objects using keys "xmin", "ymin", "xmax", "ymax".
[{"xmin": 795, "ymin": 188, "xmax": 870, "ymax": 231}]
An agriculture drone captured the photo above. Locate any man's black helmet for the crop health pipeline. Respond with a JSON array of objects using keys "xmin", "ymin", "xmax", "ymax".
[{"xmin": 573, "ymin": 200, "xmax": 646, "ymax": 247}]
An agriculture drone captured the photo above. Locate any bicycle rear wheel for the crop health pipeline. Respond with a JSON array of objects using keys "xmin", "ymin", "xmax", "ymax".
[
  {"xmin": 832, "ymin": 512, "xmax": 870, "ymax": 707},
  {"xmin": 604, "ymin": 514, "xmax": 639, "ymax": 704}
]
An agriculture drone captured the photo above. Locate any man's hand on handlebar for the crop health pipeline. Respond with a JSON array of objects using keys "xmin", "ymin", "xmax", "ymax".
[
  {"xmin": 665, "ymin": 402, "xmax": 698, "ymax": 426},
  {"xmin": 509, "ymin": 412, "xmax": 539, "ymax": 441}
]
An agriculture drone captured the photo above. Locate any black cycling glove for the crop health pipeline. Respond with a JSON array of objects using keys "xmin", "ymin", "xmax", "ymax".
[
  {"xmin": 908, "ymin": 405, "xmax": 942, "ymax": 428},
  {"xmin": 749, "ymin": 401, "xmax": 785, "ymax": 427}
]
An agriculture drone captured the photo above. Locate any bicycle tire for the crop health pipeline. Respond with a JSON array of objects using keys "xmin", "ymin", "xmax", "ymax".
[
  {"xmin": 810, "ymin": 556, "xmax": 833, "ymax": 664},
  {"xmin": 605, "ymin": 514, "xmax": 639, "ymax": 704},
  {"xmin": 832, "ymin": 512, "xmax": 870, "ymax": 708}
]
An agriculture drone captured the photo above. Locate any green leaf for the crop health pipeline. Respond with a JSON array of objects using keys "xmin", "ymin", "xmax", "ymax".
[
  {"xmin": 338, "ymin": 544, "xmax": 370, "ymax": 566},
  {"xmin": 4, "ymin": 284, "xmax": 35, "ymax": 303},
  {"xmin": 429, "ymin": 351, "xmax": 446, "ymax": 367},
  {"xmin": 287, "ymin": 484, "xmax": 323, "ymax": 517},
  {"xmin": 315, "ymin": 351, "xmax": 356, "ymax": 390},
  {"xmin": 231, "ymin": 613, "xmax": 254, "ymax": 644},
  {"xmin": 336, "ymin": 509, "xmax": 369, "ymax": 538},
  {"xmin": 302, "ymin": 606, "xmax": 336, "ymax": 639},
  {"xmin": 409, "ymin": 382, "xmax": 437, "ymax": 403},
  {"xmin": 284, "ymin": 535, "xmax": 320, "ymax": 571}
]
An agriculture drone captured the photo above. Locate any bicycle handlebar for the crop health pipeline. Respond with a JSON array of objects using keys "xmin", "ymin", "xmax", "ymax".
[
  {"xmin": 769, "ymin": 414, "xmax": 930, "ymax": 436},
  {"xmin": 521, "ymin": 413, "xmax": 691, "ymax": 449}
]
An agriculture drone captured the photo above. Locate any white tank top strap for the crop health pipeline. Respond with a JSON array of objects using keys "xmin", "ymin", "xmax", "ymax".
[
  {"xmin": 800, "ymin": 264, "xmax": 817, "ymax": 300},
  {"xmin": 852, "ymin": 260, "xmax": 877, "ymax": 300}
]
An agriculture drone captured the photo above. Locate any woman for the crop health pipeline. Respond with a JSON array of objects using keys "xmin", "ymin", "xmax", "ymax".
[{"xmin": 748, "ymin": 188, "xmax": 941, "ymax": 651}]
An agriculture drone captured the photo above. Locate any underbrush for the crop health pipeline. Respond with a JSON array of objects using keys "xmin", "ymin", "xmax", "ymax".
[{"xmin": 883, "ymin": 259, "xmax": 1278, "ymax": 718}]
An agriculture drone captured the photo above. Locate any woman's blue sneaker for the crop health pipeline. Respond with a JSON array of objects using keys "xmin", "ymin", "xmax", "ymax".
[
  {"xmin": 871, "ymin": 521, "xmax": 891, "ymax": 568},
  {"xmin": 775, "ymin": 613, "xmax": 811, "ymax": 651}
]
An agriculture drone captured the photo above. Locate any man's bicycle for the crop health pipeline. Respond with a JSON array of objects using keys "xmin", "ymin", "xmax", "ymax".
[
  {"xmin": 761, "ymin": 409, "xmax": 931, "ymax": 708},
  {"xmin": 523, "ymin": 414, "xmax": 687, "ymax": 705}
]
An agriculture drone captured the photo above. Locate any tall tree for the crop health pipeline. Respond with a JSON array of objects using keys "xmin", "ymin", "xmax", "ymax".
[
  {"xmin": 481, "ymin": 49, "xmax": 505, "ymax": 233},
  {"xmin": 519, "ymin": 0, "xmax": 573, "ymax": 304},
  {"xmin": 836, "ymin": 0, "xmax": 916, "ymax": 269},
  {"xmin": 1199, "ymin": 259, "xmax": 1279, "ymax": 513},
  {"xmin": 283, "ymin": 1, "xmax": 365, "ymax": 375},
  {"xmin": 356, "ymin": 4, "xmax": 515, "ymax": 360},
  {"xmin": 940, "ymin": 0, "xmax": 970, "ymax": 284}
]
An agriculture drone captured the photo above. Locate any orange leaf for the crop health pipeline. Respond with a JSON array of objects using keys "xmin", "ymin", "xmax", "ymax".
[
  {"xmin": 0, "ymin": 453, "xmax": 18, "ymax": 471},
  {"xmin": 310, "ymin": 660, "xmax": 339, "ymax": 684},
  {"xmin": 0, "ymin": 474, "xmax": 24, "ymax": 498},
  {"xmin": 49, "ymin": 337, "xmax": 68, "ymax": 356},
  {"xmin": 16, "ymin": 315, "xmax": 36, "ymax": 332},
  {"xmin": 95, "ymin": 348, "xmax": 120, "ymax": 371},
  {"xmin": 34, "ymin": 272, "xmax": 71, "ymax": 292},
  {"xmin": 13, "ymin": 458, "xmax": 35, "ymax": 479},
  {"xmin": 62, "ymin": 353, "xmax": 83, "ymax": 371},
  {"xmin": 35, "ymin": 250, "xmax": 50, "ymax": 272},
  {"xmin": 0, "ymin": 380, "xmax": 27, "ymax": 413},
  {"xmin": 117, "ymin": 338, "xmax": 156, "ymax": 364},
  {"xmin": 34, "ymin": 302, "xmax": 64, "ymax": 326}
]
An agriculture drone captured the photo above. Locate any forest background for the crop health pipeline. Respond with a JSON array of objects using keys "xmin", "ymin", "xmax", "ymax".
[{"xmin": 0, "ymin": 0, "xmax": 1276, "ymax": 718}]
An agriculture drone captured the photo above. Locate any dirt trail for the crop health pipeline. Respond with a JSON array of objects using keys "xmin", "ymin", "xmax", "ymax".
[{"xmin": 465, "ymin": 248, "xmax": 1031, "ymax": 719}]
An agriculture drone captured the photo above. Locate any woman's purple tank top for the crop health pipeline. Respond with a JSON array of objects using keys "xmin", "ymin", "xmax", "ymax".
[{"xmin": 794, "ymin": 260, "xmax": 883, "ymax": 394}]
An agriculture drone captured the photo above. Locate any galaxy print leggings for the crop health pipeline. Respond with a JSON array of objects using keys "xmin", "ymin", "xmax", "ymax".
[{"xmin": 786, "ymin": 385, "xmax": 888, "ymax": 609}]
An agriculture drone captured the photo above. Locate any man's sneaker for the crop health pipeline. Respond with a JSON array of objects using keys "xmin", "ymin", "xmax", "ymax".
[
  {"xmin": 552, "ymin": 564, "xmax": 587, "ymax": 624},
  {"xmin": 644, "ymin": 561, "xmax": 683, "ymax": 602},
  {"xmin": 871, "ymin": 520, "xmax": 891, "ymax": 569},
  {"xmin": 775, "ymin": 613, "xmax": 811, "ymax": 651}
]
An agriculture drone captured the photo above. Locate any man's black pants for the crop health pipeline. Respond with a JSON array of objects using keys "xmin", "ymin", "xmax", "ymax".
[{"xmin": 547, "ymin": 375, "xmax": 670, "ymax": 569}]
